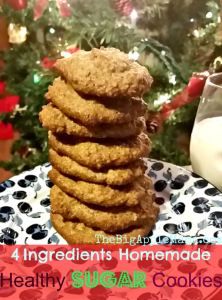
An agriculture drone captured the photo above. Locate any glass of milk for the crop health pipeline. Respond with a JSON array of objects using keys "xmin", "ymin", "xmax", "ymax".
[{"xmin": 190, "ymin": 72, "xmax": 222, "ymax": 191}]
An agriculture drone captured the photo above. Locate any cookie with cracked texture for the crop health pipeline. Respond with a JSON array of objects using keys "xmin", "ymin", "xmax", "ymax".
[
  {"xmin": 54, "ymin": 48, "xmax": 153, "ymax": 98},
  {"xmin": 49, "ymin": 149, "xmax": 145, "ymax": 186},
  {"xmin": 48, "ymin": 131, "xmax": 151, "ymax": 170},
  {"xmin": 48, "ymin": 168, "xmax": 152, "ymax": 207},
  {"xmin": 51, "ymin": 213, "xmax": 156, "ymax": 244},
  {"xmin": 40, "ymin": 104, "xmax": 145, "ymax": 139},
  {"xmin": 50, "ymin": 185, "xmax": 159, "ymax": 232},
  {"xmin": 46, "ymin": 77, "xmax": 147, "ymax": 126}
]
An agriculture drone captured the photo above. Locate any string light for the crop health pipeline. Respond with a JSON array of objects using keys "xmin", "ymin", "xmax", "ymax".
[
  {"xmin": 168, "ymin": 73, "xmax": 177, "ymax": 85},
  {"xmin": 33, "ymin": 74, "xmax": 41, "ymax": 84},
  {"xmin": 49, "ymin": 27, "xmax": 55, "ymax": 34},
  {"xmin": 206, "ymin": 12, "xmax": 213, "ymax": 19},
  {"xmin": 190, "ymin": 18, "xmax": 194, "ymax": 22},
  {"xmin": 193, "ymin": 29, "xmax": 200, "ymax": 38},
  {"xmin": 161, "ymin": 50, "xmax": 166, "ymax": 56},
  {"xmin": 11, "ymin": 105, "xmax": 28, "ymax": 117},
  {"xmin": 154, "ymin": 94, "xmax": 171, "ymax": 107},
  {"xmin": 130, "ymin": 9, "xmax": 138, "ymax": 25},
  {"xmin": 61, "ymin": 51, "xmax": 72, "ymax": 58},
  {"xmin": 128, "ymin": 49, "xmax": 140, "ymax": 61}
]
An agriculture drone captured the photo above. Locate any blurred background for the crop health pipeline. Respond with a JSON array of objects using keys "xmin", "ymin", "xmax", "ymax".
[{"xmin": 0, "ymin": 0, "xmax": 221, "ymax": 182}]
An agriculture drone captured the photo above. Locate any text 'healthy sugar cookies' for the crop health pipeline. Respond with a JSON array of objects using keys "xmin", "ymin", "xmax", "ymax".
[{"xmin": 39, "ymin": 47, "xmax": 159, "ymax": 244}]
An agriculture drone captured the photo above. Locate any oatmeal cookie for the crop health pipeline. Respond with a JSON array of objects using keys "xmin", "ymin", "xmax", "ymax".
[
  {"xmin": 54, "ymin": 48, "xmax": 152, "ymax": 98},
  {"xmin": 48, "ymin": 131, "xmax": 151, "ymax": 170},
  {"xmin": 49, "ymin": 149, "xmax": 145, "ymax": 186},
  {"xmin": 46, "ymin": 77, "xmax": 147, "ymax": 126},
  {"xmin": 51, "ymin": 213, "xmax": 156, "ymax": 244},
  {"xmin": 50, "ymin": 185, "xmax": 159, "ymax": 232},
  {"xmin": 40, "ymin": 104, "xmax": 145, "ymax": 139},
  {"xmin": 48, "ymin": 168, "xmax": 152, "ymax": 207}
]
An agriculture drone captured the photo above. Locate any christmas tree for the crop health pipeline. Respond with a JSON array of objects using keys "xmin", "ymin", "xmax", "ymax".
[{"xmin": 0, "ymin": 0, "xmax": 221, "ymax": 174}]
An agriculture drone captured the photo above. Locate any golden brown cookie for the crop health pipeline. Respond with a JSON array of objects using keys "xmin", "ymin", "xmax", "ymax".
[
  {"xmin": 46, "ymin": 77, "xmax": 147, "ymax": 126},
  {"xmin": 48, "ymin": 168, "xmax": 152, "ymax": 207},
  {"xmin": 51, "ymin": 213, "xmax": 156, "ymax": 244},
  {"xmin": 48, "ymin": 131, "xmax": 151, "ymax": 170},
  {"xmin": 40, "ymin": 104, "xmax": 145, "ymax": 139},
  {"xmin": 50, "ymin": 186, "xmax": 159, "ymax": 232},
  {"xmin": 49, "ymin": 149, "xmax": 145, "ymax": 186},
  {"xmin": 54, "ymin": 48, "xmax": 153, "ymax": 98}
]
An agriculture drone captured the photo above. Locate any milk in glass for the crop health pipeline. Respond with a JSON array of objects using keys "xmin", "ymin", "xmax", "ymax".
[
  {"xmin": 190, "ymin": 116, "xmax": 222, "ymax": 191},
  {"xmin": 190, "ymin": 73, "xmax": 222, "ymax": 191}
]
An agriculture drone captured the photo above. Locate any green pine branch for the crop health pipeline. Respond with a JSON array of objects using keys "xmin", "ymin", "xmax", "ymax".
[{"xmin": 0, "ymin": 0, "xmax": 217, "ymax": 173}]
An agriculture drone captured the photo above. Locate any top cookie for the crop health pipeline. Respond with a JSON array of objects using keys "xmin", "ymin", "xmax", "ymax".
[{"xmin": 54, "ymin": 48, "xmax": 152, "ymax": 98}]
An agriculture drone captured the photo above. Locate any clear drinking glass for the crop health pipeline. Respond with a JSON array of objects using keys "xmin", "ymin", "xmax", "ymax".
[{"xmin": 190, "ymin": 72, "xmax": 222, "ymax": 191}]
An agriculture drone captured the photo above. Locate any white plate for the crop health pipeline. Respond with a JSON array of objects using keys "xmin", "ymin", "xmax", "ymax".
[{"xmin": 0, "ymin": 159, "xmax": 222, "ymax": 245}]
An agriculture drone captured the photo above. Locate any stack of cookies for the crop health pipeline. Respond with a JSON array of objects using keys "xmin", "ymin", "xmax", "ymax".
[{"xmin": 39, "ymin": 48, "xmax": 159, "ymax": 244}]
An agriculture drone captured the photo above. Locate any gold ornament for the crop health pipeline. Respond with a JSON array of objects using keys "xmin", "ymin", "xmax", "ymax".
[
  {"xmin": 8, "ymin": 23, "xmax": 28, "ymax": 44},
  {"xmin": 213, "ymin": 57, "xmax": 222, "ymax": 72}
]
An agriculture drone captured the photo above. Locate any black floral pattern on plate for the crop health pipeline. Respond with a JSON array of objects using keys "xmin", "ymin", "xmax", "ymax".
[{"xmin": 192, "ymin": 198, "xmax": 210, "ymax": 213}]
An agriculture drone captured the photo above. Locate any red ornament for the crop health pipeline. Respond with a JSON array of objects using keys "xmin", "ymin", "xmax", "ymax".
[
  {"xmin": 41, "ymin": 57, "xmax": 56, "ymax": 69},
  {"xmin": 160, "ymin": 103, "xmax": 172, "ymax": 114},
  {"xmin": 6, "ymin": 0, "xmax": 27, "ymax": 10},
  {"xmin": 187, "ymin": 73, "xmax": 208, "ymax": 98},
  {"xmin": 57, "ymin": 0, "xmax": 72, "ymax": 17},
  {"xmin": 66, "ymin": 46, "xmax": 80, "ymax": 54},
  {"xmin": 159, "ymin": 71, "xmax": 209, "ymax": 122},
  {"xmin": 160, "ymin": 102, "xmax": 174, "ymax": 120},
  {"xmin": 160, "ymin": 89, "xmax": 191, "ymax": 121},
  {"xmin": 0, "ymin": 95, "xmax": 20, "ymax": 113},
  {"xmin": 34, "ymin": 0, "xmax": 49, "ymax": 20},
  {"xmin": 0, "ymin": 82, "xmax": 6, "ymax": 94},
  {"xmin": 0, "ymin": 94, "xmax": 20, "ymax": 140},
  {"xmin": 0, "ymin": 123, "xmax": 14, "ymax": 140},
  {"xmin": 170, "ymin": 89, "xmax": 190, "ymax": 109},
  {"xmin": 113, "ymin": 0, "xmax": 133, "ymax": 16}
]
